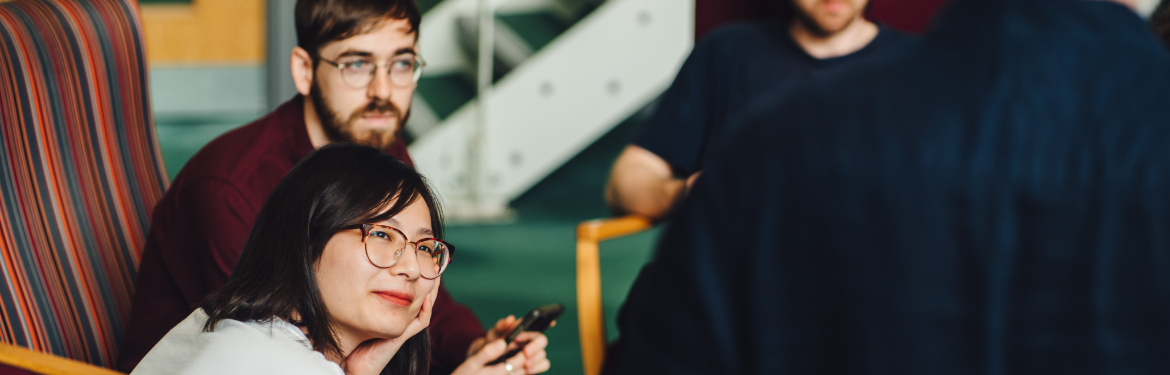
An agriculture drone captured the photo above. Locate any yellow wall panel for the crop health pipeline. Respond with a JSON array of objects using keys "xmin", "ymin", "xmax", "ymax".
[{"xmin": 141, "ymin": 0, "xmax": 265, "ymax": 65}]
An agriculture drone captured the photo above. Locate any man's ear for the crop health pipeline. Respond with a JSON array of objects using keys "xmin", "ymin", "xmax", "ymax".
[{"xmin": 291, "ymin": 46, "xmax": 314, "ymax": 96}]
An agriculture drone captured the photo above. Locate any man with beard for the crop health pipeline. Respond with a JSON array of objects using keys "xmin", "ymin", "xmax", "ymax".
[
  {"xmin": 118, "ymin": 1, "xmax": 551, "ymax": 374},
  {"xmin": 605, "ymin": 0, "xmax": 916, "ymax": 221}
]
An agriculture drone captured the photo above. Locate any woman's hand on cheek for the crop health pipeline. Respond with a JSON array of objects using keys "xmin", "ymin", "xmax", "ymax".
[
  {"xmin": 402, "ymin": 277, "xmax": 440, "ymax": 339},
  {"xmin": 341, "ymin": 279, "xmax": 440, "ymax": 375}
]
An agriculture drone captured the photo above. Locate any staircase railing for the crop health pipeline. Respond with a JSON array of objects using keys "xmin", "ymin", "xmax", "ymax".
[{"xmin": 410, "ymin": 0, "xmax": 693, "ymax": 220}]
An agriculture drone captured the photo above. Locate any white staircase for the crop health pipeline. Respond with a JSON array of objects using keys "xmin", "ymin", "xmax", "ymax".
[{"xmin": 409, "ymin": 0, "xmax": 693, "ymax": 220}]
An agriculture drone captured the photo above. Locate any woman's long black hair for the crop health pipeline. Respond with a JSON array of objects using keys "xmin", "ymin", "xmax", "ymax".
[{"xmin": 201, "ymin": 143, "xmax": 443, "ymax": 375}]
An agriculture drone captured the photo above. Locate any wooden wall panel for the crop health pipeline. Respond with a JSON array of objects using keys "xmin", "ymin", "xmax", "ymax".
[{"xmin": 141, "ymin": 0, "xmax": 265, "ymax": 65}]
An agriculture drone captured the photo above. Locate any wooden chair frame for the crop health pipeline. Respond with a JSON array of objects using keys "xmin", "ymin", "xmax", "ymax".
[
  {"xmin": 575, "ymin": 214, "xmax": 653, "ymax": 375},
  {"xmin": 0, "ymin": 344, "xmax": 124, "ymax": 375}
]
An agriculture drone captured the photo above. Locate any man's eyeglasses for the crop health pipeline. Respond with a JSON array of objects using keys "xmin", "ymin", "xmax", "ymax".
[
  {"xmin": 319, "ymin": 55, "xmax": 426, "ymax": 89},
  {"xmin": 358, "ymin": 224, "xmax": 453, "ymax": 279}
]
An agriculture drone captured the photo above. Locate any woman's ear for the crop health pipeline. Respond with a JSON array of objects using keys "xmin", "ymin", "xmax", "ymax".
[{"xmin": 291, "ymin": 46, "xmax": 314, "ymax": 96}]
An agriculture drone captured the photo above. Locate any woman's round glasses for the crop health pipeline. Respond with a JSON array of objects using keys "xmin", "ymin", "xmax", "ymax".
[
  {"xmin": 319, "ymin": 55, "xmax": 426, "ymax": 89},
  {"xmin": 359, "ymin": 224, "xmax": 453, "ymax": 279}
]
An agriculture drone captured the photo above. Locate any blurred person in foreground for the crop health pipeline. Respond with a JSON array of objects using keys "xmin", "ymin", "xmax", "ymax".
[
  {"xmin": 605, "ymin": 0, "xmax": 1170, "ymax": 373},
  {"xmin": 120, "ymin": 0, "xmax": 543, "ymax": 373},
  {"xmin": 604, "ymin": 0, "xmax": 916, "ymax": 221},
  {"xmin": 132, "ymin": 144, "xmax": 549, "ymax": 375}
]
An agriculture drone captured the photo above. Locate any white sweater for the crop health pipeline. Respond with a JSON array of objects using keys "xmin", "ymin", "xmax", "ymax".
[{"xmin": 131, "ymin": 309, "xmax": 345, "ymax": 375}]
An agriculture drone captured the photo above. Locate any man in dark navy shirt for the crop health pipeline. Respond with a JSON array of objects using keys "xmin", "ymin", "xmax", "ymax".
[
  {"xmin": 605, "ymin": 0, "xmax": 915, "ymax": 220},
  {"xmin": 605, "ymin": 0, "xmax": 1170, "ymax": 372}
]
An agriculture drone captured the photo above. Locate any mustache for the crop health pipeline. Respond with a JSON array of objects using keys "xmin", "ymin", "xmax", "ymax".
[{"xmin": 355, "ymin": 99, "xmax": 401, "ymax": 118}]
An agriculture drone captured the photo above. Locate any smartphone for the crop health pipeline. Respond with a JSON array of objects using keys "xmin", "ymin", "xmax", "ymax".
[{"xmin": 487, "ymin": 303, "xmax": 564, "ymax": 365}]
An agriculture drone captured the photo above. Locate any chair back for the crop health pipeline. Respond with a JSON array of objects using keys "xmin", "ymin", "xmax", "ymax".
[{"xmin": 0, "ymin": 0, "xmax": 167, "ymax": 367}]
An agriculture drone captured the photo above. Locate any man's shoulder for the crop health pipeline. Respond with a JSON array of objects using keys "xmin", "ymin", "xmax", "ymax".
[
  {"xmin": 871, "ymin": 24, "xmax": 922, "ymax": 50},
  {"xmin": 703, "ymin": 18, "xmax": 783, "ymax": 42},
  {"xmin": 693, "ymin": 19, "xmax": 791, "ymax": 60},
  {"xmin": 172, "ymin": 110, "xmax": 302, "ymax": 193}
]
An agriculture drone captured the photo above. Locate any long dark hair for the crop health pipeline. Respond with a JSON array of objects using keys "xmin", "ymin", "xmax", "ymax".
[{"xmin": 201, "ymin": 143, "xmax": 443, "ymax": 375}]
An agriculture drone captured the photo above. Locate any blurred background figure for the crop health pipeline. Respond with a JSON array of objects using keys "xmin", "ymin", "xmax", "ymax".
[
  {"xmin": 604, "ymin": 0, "xmax": 917, "ymax": 222},
  {"xmin": 605, "ymin": 0, "xmax": 1170, "ymax": 373}
]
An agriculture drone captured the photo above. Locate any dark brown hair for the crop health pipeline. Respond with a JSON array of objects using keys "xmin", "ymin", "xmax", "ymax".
[
  {"xmin": 295, "ymin": 0, "xmax": 422, "ymax": 59},
  {"xmin": 1154, "ymin": 0, "xmax": 1170, "ymax": 50},
  {"xmin": 201, "ymin": 143, "xmax": 442, "ymax": 375}
]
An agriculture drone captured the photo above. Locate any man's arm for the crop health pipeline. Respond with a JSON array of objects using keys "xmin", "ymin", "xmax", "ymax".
[
  {"xmin": 605, "ymin": 145, "xmax": 698, "ymax": 220},
  {"xmin": 607, "ymin": 27, "xmax": 733, "ymax": 220}
]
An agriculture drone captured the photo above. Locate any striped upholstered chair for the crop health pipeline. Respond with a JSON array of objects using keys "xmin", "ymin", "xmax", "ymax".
[{"xmin": 0, "ymin": 0, "xmax": 167, "ymax": 373}]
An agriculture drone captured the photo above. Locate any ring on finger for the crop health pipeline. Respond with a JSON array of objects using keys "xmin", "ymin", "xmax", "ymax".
[{"xmin": 504, "ymin": 361, "xmax": 514, "ymax": 375}]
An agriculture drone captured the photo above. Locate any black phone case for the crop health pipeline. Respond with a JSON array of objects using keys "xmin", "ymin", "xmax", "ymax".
[
  {"xmin": 487, "ymin": 303, "xmax": 564, "ymax": 365},
  {"xmin": 504, "ymin": 303, "xmax": 564, "ymax": 343}
]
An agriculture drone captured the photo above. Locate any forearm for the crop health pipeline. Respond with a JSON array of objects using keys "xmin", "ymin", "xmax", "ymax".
[
  {"xmin": 606, "ymin": 146, "xmax": 691, "ymax": 220},
  {"xmin": 605, "ymin": 173, "xmax": 686, "ymax": 220}
]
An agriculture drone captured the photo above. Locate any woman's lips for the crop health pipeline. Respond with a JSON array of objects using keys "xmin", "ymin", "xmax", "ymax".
[{"xmin": 374, "ymin": 291, "xmax": 413, "ymax": 307}]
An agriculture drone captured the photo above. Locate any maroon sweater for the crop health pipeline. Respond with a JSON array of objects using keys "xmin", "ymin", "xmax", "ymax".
[{"xmin": 118, "ymin": 96, "xmax": 484, "ymax": 373}]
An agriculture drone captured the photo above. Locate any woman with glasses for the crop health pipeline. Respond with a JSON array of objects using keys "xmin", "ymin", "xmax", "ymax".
[{"xmin": 132, "ymin": 143, "xmax": 548, "ymax": 375}]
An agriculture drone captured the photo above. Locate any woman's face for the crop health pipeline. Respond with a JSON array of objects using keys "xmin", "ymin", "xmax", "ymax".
[{"xmin": 315, "ymin": 197, "xmax": 439, "ymax": 344}]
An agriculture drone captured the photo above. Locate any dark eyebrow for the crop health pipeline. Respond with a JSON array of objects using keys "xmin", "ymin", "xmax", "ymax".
[
  {"xmin": 336, "ymin": 50, "xmax": 373, "ymax": 58},
  {"xmin": 334, "ymin": 49, "xmax": 416, "ymax": 60},
  {"xmin": 385, "ymin": 218, "xmax": 433, "ymax": 238}
]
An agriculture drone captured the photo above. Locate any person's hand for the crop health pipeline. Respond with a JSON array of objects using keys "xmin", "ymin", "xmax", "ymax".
[
  {"xmin": 465, "ymin": 316, "xmax": 558, "ymax": 360},
  {"xmin": 451, "ymin": 332, "xmax": 550, "ymax": 375},
  {"xmin": 466, "ymin": 315, "xmax": 518, "ymax": 358},
  {"xmin": 340, "ymin": 279, "xmax": 441, "ymax": 375}
]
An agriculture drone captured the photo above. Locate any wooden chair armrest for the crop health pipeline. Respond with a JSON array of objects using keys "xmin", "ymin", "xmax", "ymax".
[
  {"xmin": 576, "ymin": 214, "xmax": 653, "ymax": 375},
  {"xmin": 0, "ymin": 343, "xmax": 124, "ymax": 375},
  {"xmin": 577, "ymin": 215, "xmax": 653, "ymax": 242}
]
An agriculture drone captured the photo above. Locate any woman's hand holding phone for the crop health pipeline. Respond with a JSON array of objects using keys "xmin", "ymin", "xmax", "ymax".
[
  {"xmin": 466, "ymin": 315, "xmax": 519, "ymax": 358},
  {"xmin": 453, "ymin": 316, "xmax": 551, "ymax": 375}
]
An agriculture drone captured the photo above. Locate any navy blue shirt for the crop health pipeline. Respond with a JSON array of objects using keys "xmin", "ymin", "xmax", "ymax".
[
  {"xmin": 633, "ymin": 19, "xmax": 916, "ymax": 176},
  {"xmin": 607, "ymin": 0, "xmax": 1170, "ymax": 373}
]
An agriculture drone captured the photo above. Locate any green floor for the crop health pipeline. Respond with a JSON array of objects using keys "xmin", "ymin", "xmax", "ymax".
[{"xmin": 156, "ymin": 112, "xmax": 662, "ymax": 375}]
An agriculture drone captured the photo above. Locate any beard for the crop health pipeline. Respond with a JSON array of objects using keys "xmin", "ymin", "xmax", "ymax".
[
  {"xmin": 792, "ymin": 0, "xmax": 861, "ymax": 37},
  {"xmin": 309, "ymin": 79, "xmax": 411, "ymax": 150}
]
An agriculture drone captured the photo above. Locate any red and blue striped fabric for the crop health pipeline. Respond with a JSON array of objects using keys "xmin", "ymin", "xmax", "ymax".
[{"xmin": 0, "ymin": 0, "xmax": 167, "ymax": 368}]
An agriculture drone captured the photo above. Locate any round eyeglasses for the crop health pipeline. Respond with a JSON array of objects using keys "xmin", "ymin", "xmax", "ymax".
[
  {"xmin": 359, "ymin": 224, "xmax": 453, "ymax": 279},
  {"xmin": 318, "ymin": 55, "xmax": 427, "ymax": 89}
]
